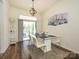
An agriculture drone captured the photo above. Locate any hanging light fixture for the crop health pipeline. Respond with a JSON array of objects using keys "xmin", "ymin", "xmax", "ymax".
[{"xmin": 29, "ymin": 0, "xmax": 37, "ymax": 16}]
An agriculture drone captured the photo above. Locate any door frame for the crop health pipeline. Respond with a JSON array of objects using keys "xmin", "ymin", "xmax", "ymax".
[{"xmin": 18, "ymin": 19, "xmax": 37, "ymax": 41}]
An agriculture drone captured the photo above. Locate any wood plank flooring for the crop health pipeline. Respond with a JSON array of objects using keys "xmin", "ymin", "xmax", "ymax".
[{"xmin": 0, "ymin": 40, "xmax": 70, "ymax": 59}]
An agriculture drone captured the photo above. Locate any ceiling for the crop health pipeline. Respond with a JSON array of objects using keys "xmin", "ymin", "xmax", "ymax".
[{"xmin": 8, "ymin": 0, "xmax": 59, "ymax": 13}]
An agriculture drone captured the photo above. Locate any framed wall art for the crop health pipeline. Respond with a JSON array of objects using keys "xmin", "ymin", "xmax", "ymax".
[{"xmin": 48, "ymin": 13, "xmax": 68, "ymax": 26}]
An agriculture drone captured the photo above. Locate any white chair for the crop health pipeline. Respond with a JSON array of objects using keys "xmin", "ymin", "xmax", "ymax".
[
  {"xmin": 30, "ymin": 34, "xmax": 52, "ymax": 53},
  {"xmin": 30, "ymin": 34, "xmax": 46, "ymax": 48}
]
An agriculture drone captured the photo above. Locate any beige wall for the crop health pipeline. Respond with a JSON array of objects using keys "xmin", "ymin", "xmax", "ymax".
[{"xmin": 42, "ymin": 0, "xmax": 79, "ymax": 53}]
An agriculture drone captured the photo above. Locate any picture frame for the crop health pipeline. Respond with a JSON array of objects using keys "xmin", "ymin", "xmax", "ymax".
[{"xmin": 48, "ymin": 13, "xmax": 68, "ymax": 26}]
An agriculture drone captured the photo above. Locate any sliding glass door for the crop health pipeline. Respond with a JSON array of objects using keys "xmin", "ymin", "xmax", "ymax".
[
  {"xmin": 18, "ymin": 20, "xmax": 37, "ymax": 41},
  {"xmin": 23, "ymin": 21, "xmax": 37, "ymax": 40}
]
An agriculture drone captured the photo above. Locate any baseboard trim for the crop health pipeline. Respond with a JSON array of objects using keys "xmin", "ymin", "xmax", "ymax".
[
  {"xmin": 0, "ymin": 46, "xmax": 9, "ymax": 54},
  {"xmin": 0, "ymin": 45, "xmax": 10, "ymax": 58},
  {"xmin": 52, "ymin": 43, "xmax": 72, "ymax": 52}
]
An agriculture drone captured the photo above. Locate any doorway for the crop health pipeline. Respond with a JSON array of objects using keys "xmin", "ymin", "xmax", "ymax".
[{"xmin": 18, "ymin": 20, "xmax": 37, "ymax": 41}]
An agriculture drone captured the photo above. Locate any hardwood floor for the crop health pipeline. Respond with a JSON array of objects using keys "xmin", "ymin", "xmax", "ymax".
[{"xmin": 0, "ymin": 40, "xmax": 70, "ymax": 59}]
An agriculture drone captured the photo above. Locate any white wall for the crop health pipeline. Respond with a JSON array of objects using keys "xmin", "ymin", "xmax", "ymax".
[
  {"xmin": 0, "ymin": 0, "xmax": 9, "ymax": 53},
  {"xmin": 0, "ymin": 2, "xmax": 3, "ymax": 52},
  {"xmin": 9, "ymin": 5, "xmax": 43, "ymax": 43},
  {"xmin": 43, "ymin": 0, "xmax": 79, "ymax": 53}
]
